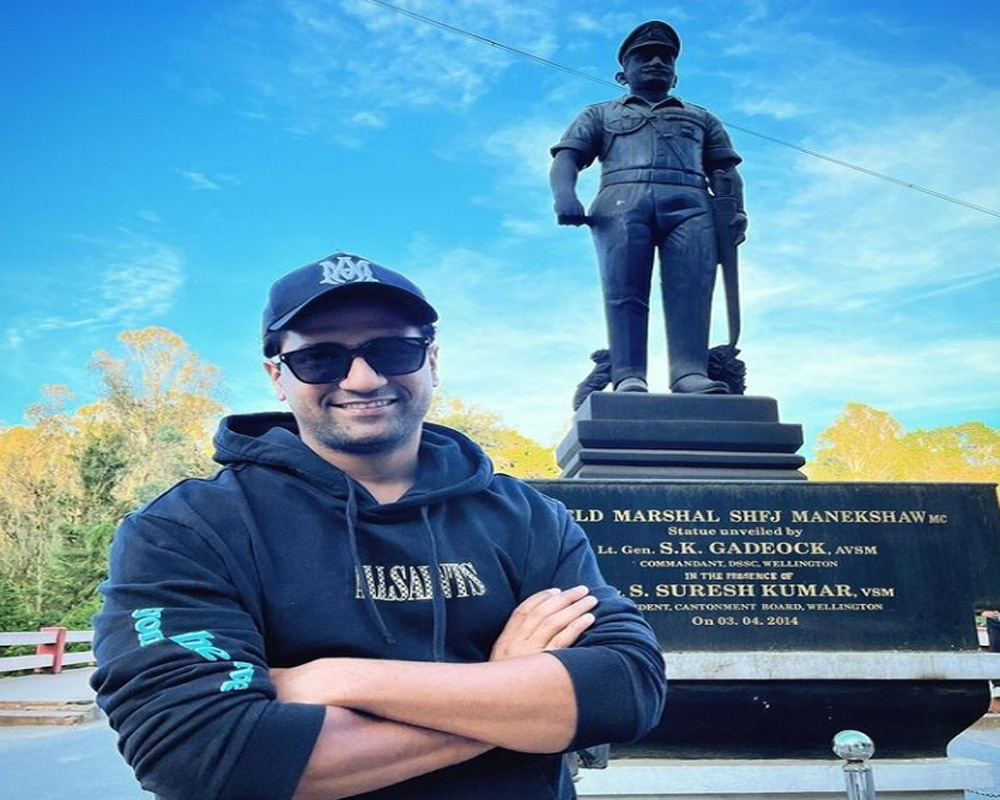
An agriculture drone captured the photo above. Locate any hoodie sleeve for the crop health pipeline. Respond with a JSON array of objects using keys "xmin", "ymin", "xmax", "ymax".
[
  {"xmin": 525, "ymin": 497, "xmax": 667, "ymax": 750},
  {"xmin": 91, "ymin": 510, "xmax": 326, "ymax": 800}
]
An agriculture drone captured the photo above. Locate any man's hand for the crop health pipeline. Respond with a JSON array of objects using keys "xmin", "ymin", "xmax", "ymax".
[{"xmin": 490, "ymin": 586, "xmax": 597, "ymax": 661}]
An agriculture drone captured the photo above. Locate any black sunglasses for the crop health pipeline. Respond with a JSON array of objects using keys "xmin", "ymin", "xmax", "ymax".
[{"xmin": 273, "ymin": 336, "xmax": 432, "ymax": 384}]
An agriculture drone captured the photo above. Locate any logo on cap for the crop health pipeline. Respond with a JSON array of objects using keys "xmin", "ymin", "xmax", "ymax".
[{"xmin": 319, "ymin": 255, "xmax": 379, "ymax": 286}]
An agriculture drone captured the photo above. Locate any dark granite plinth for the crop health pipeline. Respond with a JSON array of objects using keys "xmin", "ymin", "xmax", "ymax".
[
  {"xmin": 558, "ymin": 394, "xmax": 806, "ymax": 480},
  {"xmin": 624, "ymin": 680, "xmax": 989, "ymax": 759},
  {"xmin": 577, "ymin": 393, "xmax": 783, "ymax": 422},
  {"xmin": 563, "ymin": 460, "xmax": 807, "ymax": 480},
  {"xmin": 529, "ymin": 478, "xmax": 1000, "ymax": 759}
]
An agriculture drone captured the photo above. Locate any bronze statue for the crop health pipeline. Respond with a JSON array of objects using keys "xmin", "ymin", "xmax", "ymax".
[{"xmin": 550, "ymin": 21, "xmax": 747, "ymax": 396}]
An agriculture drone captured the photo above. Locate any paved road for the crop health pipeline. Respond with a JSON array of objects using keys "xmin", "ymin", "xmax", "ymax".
[
  {"xmin": 951, "ymin": 729, "xmax": 1000, "ymax": 799},
  {"xmin": 3, "ymin": 667, "xmax": 1000, "ymax": 799},
  {"xmin": 0, "ymin": 721, "xmax": 152, "ymax": 800},
  {"xmin": 0, "ymin": 667, "xmax": 152, "ymax": 799},
  {"xmin": 1, "ymin": 718, "xmax": 999, "ymax": 800}
]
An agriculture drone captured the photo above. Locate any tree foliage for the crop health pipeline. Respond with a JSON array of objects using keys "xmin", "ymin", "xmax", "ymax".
[
  {"xmin": 806, "ymin": 402, "xmax": 1000, "ymax": 488},
  {"xmin": 0, "ymin": 328, "xmax": 222, "ymax": 631},
  {"xmin": 0, "ymin": 329, "xmax": 566, "ymax": 632},
  {"xmin": 428, "ymin": 395, "xmax": 560, "ymax": 478}
]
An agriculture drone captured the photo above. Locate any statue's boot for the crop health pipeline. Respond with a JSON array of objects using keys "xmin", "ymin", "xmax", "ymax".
[
  {"xmin": 615, "ymin": 376, "xmax": 648, "ymax": 393},
  {"xmin": 670, "ymin": 373, "xmax": 729, "ymax": 394}
]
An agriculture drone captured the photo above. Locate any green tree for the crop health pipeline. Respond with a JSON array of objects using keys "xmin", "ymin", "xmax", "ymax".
[
  {"xmin": 0, "ymin": 575, "xmax": 30, "ymax": 631},
  {"xmin": 42, "ymin": 521, "xmax": 116, "ymax": 629},
  {"xmin": 0, "ymin": 327, "xmax": 224, "ymax": 631},
  {"xmin": 80, "ymin": 327, "xmax": 222, "ymax": 503},
  {"xmin": 0, "ymin": 389, "xmax": 82, "ymax": 625}
]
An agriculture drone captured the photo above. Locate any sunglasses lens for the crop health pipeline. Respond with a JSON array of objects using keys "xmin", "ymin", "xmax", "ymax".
[
  {"xmin": 283, "ymin": 346, "xmax": 350, "ymax": 383},
  {"xmin": 281, "ymin": 338, "xmax": 428, "ymax": 384},
  {"xmin": 364, "ymin": 338, "xmax": 427, "ymax": 375}
]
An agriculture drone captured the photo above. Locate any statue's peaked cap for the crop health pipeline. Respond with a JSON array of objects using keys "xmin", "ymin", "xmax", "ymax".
[{"xmin": 617, "ymin": 21, "xmax": 681, "ymax": 64}]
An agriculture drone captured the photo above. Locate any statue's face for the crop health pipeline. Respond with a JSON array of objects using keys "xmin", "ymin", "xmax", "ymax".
[{"xmin": 622, "ymin": 46, "xmax": 676, "ymax": 94}]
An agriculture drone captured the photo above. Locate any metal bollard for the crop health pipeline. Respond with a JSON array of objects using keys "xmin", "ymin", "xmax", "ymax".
[{"xmin": 832, "ymin": 730, "xmax": 876, "ymax": 800}]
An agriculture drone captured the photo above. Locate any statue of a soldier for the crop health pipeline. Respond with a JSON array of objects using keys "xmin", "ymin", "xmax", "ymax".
[{"xmin": 550, "ymin": 21, "xmax": 747, "ymax": 395}]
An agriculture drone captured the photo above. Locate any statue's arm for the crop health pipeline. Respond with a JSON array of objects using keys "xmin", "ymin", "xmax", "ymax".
[{"xmin": 550, "ymin": 149, "xmax": 590, "ymax": 226}]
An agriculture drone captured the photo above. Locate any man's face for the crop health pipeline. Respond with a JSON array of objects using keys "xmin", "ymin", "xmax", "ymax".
[
  {"xmin": 264, "ymin": 298, "xmax": 438, "ymax": 459},
  {"xmin": 622, "ymin": 45, "xmax": 676, "ymax": 94}
]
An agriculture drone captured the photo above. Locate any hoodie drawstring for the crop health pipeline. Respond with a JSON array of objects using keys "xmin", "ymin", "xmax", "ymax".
[
  {"xmin": 346, "ymin": 480, "xmax": 396, "ymax": 645},
  {"xmin": 421, "ymin": 506, "xmax": 448, "ymax": 662}
]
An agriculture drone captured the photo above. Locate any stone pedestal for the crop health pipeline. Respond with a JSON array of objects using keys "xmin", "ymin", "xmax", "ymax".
[
  {"xmin": 557, "ymin": 394, "xmax": 806, "ymax": 480},
  {"xmin": 528, "ymin": 480, "xmax": 1000, "ymax": 761},
  {"xmin": 574, "ymin": 757, "xmax": 994, "ymax": 800}
]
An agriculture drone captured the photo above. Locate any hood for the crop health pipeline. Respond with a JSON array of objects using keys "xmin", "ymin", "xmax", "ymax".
[
  {"xmin": 212, "ymin": 411, "xmax": 494, "ymax": 511},
  {"xmin": 212, "ymin": 411, "xmax": 495, "ymax": 656}
]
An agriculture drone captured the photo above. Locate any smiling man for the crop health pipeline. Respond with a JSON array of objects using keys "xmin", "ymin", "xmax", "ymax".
[{"xmin": 91, "ymin": 251, "xmax": 666, "ymax": 800}]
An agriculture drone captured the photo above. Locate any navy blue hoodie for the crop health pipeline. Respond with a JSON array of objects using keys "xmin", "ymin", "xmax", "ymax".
[{"xmin": 92, "ymin": 412, "xmax": 666, "ymax": 800}]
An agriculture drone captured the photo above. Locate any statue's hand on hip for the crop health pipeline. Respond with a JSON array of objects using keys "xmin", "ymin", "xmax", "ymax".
[
  {"xmin": 732, "ymin": 212, "xmax": 749, "ymax": 246},
  {"xmin": 554, "ymin": 197, "xmax": 591, "ymax": 227}
]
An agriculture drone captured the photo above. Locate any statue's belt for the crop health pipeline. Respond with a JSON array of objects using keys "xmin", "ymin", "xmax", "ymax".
[{"xmin": 600, "ymin": 168, "xmax": 708, "ymax": 190}]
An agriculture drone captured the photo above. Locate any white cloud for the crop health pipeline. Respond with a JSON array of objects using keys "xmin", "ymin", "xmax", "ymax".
[
  {"xmin": 178, "ymin": 169, "xmax": 241, "ymax": 191},
  {"xmin": 482, "ymin": 120, "xmax": 563, "ymax": 187},
  {"xmin": 179, "ymin": 169, "xmax": 222, "ymax": 190},
  {"xmin": 12, "ymin": 232, "xmax": 185, "ymax": 341},
  {"xmin": 5, "ymin": 329, "xmax": 24, "ymax": 350},
  {"xmin": 749, "ymin": 331, "xmax": 1000, "ymax": 436},
  {"xmin": 97, "ymin": 238, "xmax": 185, "ymax": 324},
  {"xmin": 206, "ymin": 0, "xmax": 563, "ymax": 133},
  {"xmin": 349, "ymin": 111, "xmax": 385, "ymax": 128},
  {"xmin": 735, "ymin": 97, "xmax": 803, "ymax": 120}
]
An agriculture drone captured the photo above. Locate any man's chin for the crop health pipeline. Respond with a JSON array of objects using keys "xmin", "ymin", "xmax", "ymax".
[
  {"xmin": 330, "ymin": 436, "xmax": 405, "ymax": 456},
  {"xmin": 318, "ymin": 423, "xmax": 415, "ymax": 456}
]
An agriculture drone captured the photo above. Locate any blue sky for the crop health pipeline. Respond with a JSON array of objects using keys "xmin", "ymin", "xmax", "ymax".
[{"xmin": 2, "ymin": 0, "xmax": 998, "ymax": 454}]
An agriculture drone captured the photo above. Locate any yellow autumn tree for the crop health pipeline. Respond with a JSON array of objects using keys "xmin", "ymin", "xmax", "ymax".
[
  {"xmin": 0, "ymin": 387, "xmax": 82, "ymax": 622},
  {"xmin": 806, "ymin": 403, "xmax": 999, "ymax": 488},
  {"xmin": 79, "ymin": 326, "xmax": 223, "ymax": 503},
  {"xmin": 0, "ymin": 328, "xmax": 225, "ymax": 629},
  {"xmin": 428, "ymin": 395, "xmax": 560, "ymax": 478}
]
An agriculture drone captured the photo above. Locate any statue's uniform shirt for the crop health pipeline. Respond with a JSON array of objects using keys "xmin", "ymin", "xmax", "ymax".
[
  {"xmin": 551, "ymin": 95, "xmax": 742, "ymax": 387},
  {"xmin": 551, "ymin": 94, "xmax": 740, "ymax": 185}
]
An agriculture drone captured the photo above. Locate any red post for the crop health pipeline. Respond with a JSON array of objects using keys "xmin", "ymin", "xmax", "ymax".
[{"xmin": 36, "ymin": 626, "xmax": 68, "ymax": 674}]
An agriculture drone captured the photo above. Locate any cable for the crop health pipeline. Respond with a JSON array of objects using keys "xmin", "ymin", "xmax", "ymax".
[
  {"xmin": 359, "ymin": 0, "xmax": 1000, "ymax": 220},
  {"xmin": 722, "ymin": 123, "xmax": 1000, "ymax": 219}
]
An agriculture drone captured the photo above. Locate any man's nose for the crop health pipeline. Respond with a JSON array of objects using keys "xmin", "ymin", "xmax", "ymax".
[{"xmin": 338, "ymin": 355, "xmax": 388, "ymax": 391}]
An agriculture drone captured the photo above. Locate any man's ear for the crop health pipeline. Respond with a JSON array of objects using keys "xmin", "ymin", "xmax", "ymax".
[
  {"xmin": 264, "ymin": 360, "xmax": 287, "ymax": 402},
  {"xmin": 428, "ymin": 344, "xmax": 440, "ymax": 387},
  {"xmin": 615, "ymin": 71, "xmax": 628, "ymax": 86}
]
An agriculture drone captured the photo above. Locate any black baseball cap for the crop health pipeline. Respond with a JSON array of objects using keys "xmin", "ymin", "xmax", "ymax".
[{"xmin": 262, "ymin": 252, "xmax": 439, "ymax": 335}]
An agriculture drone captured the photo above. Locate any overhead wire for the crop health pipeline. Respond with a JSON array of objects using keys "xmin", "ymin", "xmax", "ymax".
[{"xmin": 360, "ymin": 0, "xmax": 1000, "ymax": 220}]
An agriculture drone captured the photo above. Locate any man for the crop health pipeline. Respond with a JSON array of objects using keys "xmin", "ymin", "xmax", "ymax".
[
  {"xmin": 91, "ymin": 251, "xmax": 667, "ymax": 800},
  {"xmin": 550, "ymin": 20, "xmax": 747, "ymax": 395}
]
